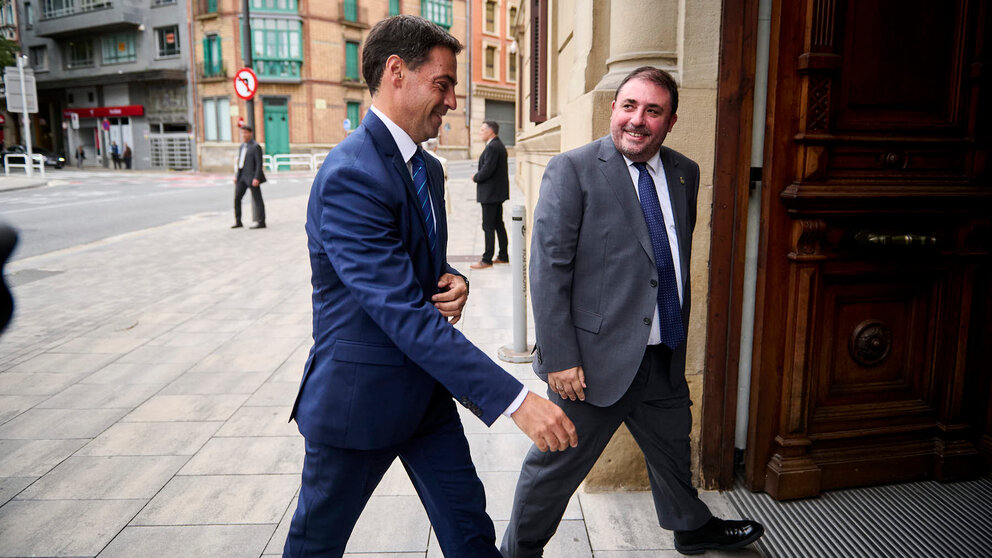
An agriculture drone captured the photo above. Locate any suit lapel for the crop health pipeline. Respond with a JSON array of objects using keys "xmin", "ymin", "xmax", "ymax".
[
  {"xmin": 659, "ymin": 147, "xmax": 690, "ymax": 286},
  {"xmin": 599, "ymin": 138, "xmax": 655, "ymax": 266}
]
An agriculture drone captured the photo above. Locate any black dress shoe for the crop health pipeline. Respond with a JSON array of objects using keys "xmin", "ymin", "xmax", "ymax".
[
  {"xmin": 249, "ymin": 223, "xmax": 266, "ymax": 229},
  {"xmin": 674, "ymin": 517, "xmax": 764, "ymax": 555},
  {"xmin": 231, "ymin": 223, "xmax": 243, "ymax": 229}
]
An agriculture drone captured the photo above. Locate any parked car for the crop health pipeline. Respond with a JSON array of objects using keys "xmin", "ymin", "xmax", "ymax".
[{"xmin": 5, "ymin": 145, "xmax": 66, "ymax": 169}]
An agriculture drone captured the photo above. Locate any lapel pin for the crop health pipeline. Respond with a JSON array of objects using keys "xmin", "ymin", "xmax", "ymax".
[{"xmin": 679, "ymin": 176, "xmax": 685, "ymax": 185}]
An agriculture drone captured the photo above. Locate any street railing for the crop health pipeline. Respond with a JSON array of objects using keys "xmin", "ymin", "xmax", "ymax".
[
  {"xmin": 255, "ymin": 153, "xmax": 329, "ymax": 173},
  {"xmin": 4, "ymin": 154, "xmax": 46, "ymax": 177}
]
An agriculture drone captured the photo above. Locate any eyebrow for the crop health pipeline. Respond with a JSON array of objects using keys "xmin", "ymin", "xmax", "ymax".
[
  {"xmin": 437, "ymin": 74, "xmax": 458, "ymax": 87},
  {"xmin": 620, "ymin": 98, "xmax": 664, "ymax": 111}
]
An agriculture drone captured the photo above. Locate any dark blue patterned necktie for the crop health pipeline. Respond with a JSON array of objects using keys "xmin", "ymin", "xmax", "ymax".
[
  {"xmin": 634, "ymin": 162, "xmax": 685, "ymax": 349},
  {"xmin": 411, "ymin": 151, "xmax": 437, "ymax": 252}
]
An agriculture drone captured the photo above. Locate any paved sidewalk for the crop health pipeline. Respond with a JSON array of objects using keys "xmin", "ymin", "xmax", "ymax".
[
  {"xmin": 0, "ymin": 175, "xmax": 48, "ymax": 193},
  {"xmin": 0, "ymin": 163, "xmax": 755, "ymax": 557}
]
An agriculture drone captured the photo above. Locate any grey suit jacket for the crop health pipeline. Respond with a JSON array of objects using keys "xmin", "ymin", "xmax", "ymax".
[{"xmin": 529, "ymin": 136, "xmax": 699, "ymax": 407}]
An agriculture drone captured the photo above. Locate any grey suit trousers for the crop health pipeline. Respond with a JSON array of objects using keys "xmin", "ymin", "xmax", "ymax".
[{"xmin": 501, "ymin": 345, "xmax": 712, "ymax": 557}]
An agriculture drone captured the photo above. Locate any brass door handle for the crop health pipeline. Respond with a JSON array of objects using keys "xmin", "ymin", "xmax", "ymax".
[{"xmin": 855, "ymin": 231, "xmax": 937, "ymax": 248}]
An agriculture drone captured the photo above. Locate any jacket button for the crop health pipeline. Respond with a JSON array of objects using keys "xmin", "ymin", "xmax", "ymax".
[
  {"xmin": 650, "ymin": 279, "xmax": 658, "ymax": 288},
  {"xmin": 643, "ymin": 317, "xmax": 651, "ymax": 325}
]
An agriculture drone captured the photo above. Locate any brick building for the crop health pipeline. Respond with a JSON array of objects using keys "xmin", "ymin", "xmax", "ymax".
[{"xmin": 467, "ymin": 0, "xmax": 517, "ymax": 158}]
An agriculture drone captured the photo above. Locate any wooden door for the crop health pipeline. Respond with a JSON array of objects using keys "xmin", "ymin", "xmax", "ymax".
[{"xmin": 743, "ymin": 0, "xmax": 992, "ymax": 499}]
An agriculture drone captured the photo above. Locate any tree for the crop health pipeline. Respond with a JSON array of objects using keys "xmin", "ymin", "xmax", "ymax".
[{"xmin": 0, "ymin": 38, "xmax": 20, "ymax": 69}]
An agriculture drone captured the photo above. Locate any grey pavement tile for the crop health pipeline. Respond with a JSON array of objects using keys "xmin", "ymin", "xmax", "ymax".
[
  {"xmin": 97, "ymin": 525, "xmax": 276, "ymax": 558},
  {"xmin": 18, "ymin": 455, "xmax": 188, "ymax": 499},
  {"xmin": 133, "ymin": 474, "xmax": 299, "ymax": 525},
  {"xmin": 426, "ymin": 519, "xmax": 591, "ymax": 558},
  {"xmin": 216, "ymin": 406, "xmax": 299, "ymax": 437},
  {"xmin": 372, "ymin": 459, "xmax": 418, "ymax": 496},
  {"xmin": 123, "ymin": 393, "xmax": 249, "ymax": 422},
  {"xmin": 343, "ymin": 495, "xmax": 431, "ymax": 554},
  {"xmin": 580, "ymin": 492, "xmax": 674, "ymax": 551},
  {"xmin": 78, "ymin": 421, "xmax": 222, "ymax": 456},
  {"xmin": 0, "ymin": 439, "xmax": 87, "ymax": 476},
  {"xmin": 37, "ymin": 382, "xmax": 161, "ymax": 409},
  {"xmin": 188, "ymin": 353, "xmax": 288, "ymax": 373},
  {"xmin": 0, "ymin": 394, "xmax": 46, "ymax": 424},
  {"xmin": 169, "ymin": 317, "xmax": 256, "ymax": 334},
  {"xmin": 161, "ymin": 370, "xmax": 271, "ymax": 395},
  {"xmin": 180, "ymin": 436, "xmax": 303, "ymax": 475},
  {"xmin": 0, "ymin": 371, "xmax": 89, "ymax": 395},
  {"xmin": 0, "ymin": 408, "xmax": 128, "ymax": 439},
  {"xmin": 459, "ymin": 407, "xmax": 519, "ymax": 435},
  {"xmin": 466, "ymin": 432, "xmax": 535, "ymax": 472},
  {"xmin": 245, "ymin": 381, "xmax": 299, "ymax": 407},
  {"xmin": 145, "ymin": 331, "xmax": 237, "ymax": 348},
  {"xmin": 82, "ymin": 361, "xmax": 190, "ymax": 385},
  {"xmin": 116, "ymin": 343, "xmax": 219, "ymax": 364},
  {"xmin": 52, "ymin": 335, "xmax": 149, "ymax": 355},
  {"xmin": 478, "ymin": 471, "xmax": 584, "ymax": 522},
  {"xmin": 0, "ymin": 477, "xmax": 34, "ymax": 506},
  {"xmin": 87, "ymin": 318, "xmax": 178, "ymax": 339},
  {"xmin": 0, "ymin": 498, "xmax": 145, "ymax": 558},
  {"xmin": 3, "ymin": 352, "xmax": 120, "ymax": 374},
  {"xmin": 271, "ymin": 356, "xmax": 307, "ymax": 384},
  {"xmin": 262, "ymin": 494, "xmax": 298, "ymax": 556}
]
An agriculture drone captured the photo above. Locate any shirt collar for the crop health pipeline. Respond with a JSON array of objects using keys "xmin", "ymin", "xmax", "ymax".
[
  {"xmin": 622, "ymin": 149, "xmax": 662, "ymax": 175},
  {"xmin": 370, "ymin": 105, "xmax": 418, "ymax": 163}
]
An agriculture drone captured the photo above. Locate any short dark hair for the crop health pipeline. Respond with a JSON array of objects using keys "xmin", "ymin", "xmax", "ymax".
[
  {"xmin": 362, "ymin": 15, "xmax": 463, "ymax": 95},
  {"xmin": 482, "ymin": 120, "xmax": 499, "ymax": 135},
  {"xmin": 614, "ymin": 66, "xmax": 679, "ymax": 115},
  {"xmin": 240, "ymin": 125, "xmax": 253, "ymax": 132}
]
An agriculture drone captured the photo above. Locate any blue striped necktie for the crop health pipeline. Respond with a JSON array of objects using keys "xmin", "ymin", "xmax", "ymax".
[
  {"xmin": 410, "ymin": 151, "xmax": 437, "ymax": 251},
  {"xmin": 634, "ymin": 161, "xmax": 685, "ymax": 349}
]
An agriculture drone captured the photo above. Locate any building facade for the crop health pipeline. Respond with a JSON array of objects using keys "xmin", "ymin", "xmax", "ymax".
[
  {"xmin": 467, "ymin": 0, "xmax": 516, "ymax": 157},
  {"xmin": 17, "ymin": 0, "xmax": 197, "ymax": 170},
  {"xmin": 192, "ymin": 0, "xmax": 471, "ymax": 171}
]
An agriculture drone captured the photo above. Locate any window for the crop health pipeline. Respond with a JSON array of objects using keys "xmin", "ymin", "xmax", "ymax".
[
  {"xmin": 509, "ymin": 6, "xmax": 516, "ymax": 25},
  {"xmin": 42, "ymin": 0, "xmax": 109, "ymax": 18},
  {"xmin": 389, "ymin": 0, "xmax": 400, "ymax": 16},
  {"xmin": 345, "ymin": 41, "xmax": 359, "ymax": 81},
  {"xmin": 29, "ymin": 45, "xmax": 47, "ymax": 70},
  {"xmin": 484, "ymin": 45, "xmax": 496, "ymax": 79},
  {"xmin": 156, "ymin": 25, "xmax": 180, "ymax": 57},
  {"xmin": 507, "ymin": 49, "xmax": 516, "ymax": 82},
  {"xmin": 153, "ymin": 0, "xmax": 176, "ymax": 5},
  {"xmin": 484, "ymin": 0, "xmax": 496, "ymax": 33},
  {"xmin": 102, "ymin": 33, "xmax": 136, "ymax": 64},
  {"xmin": 64, "ymin": 40, "xmax": 94, "ymax": 69},
  {"xmin": 203, "ymin": 97, "xmax": 232, "ymax": 142},
  {"xmin": 421, "ymin": 0, "xmax": 451, "ymax": 29},
  {"xmin": 250, "ymin": 0, "xmax": 298, "ymax": 11},
  {"xmin": 24, "ymin": 2, "xmax": 33, "ymax": 29},
  {"xmin": 249, "ymin": 17, "xmax": 303, "ymax": 79},
  {"xmin": 344, "ymin": 0, "xmax": 357, "ymax": 22},
  {"xmin": 202, "ymin": 34, "xmax": 223, "ymax": 77},
  {"xmin": 346, "ymin": 101, "xmax": 360, "ymax": 131}
]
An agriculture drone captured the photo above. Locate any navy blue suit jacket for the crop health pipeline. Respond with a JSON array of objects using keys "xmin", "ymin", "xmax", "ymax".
[{"xmin": 291, "ymin": 111, "xmax": 522, "ymax": 450}]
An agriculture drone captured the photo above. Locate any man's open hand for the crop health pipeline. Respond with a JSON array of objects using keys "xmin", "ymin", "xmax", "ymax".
[{"xmin": 511, "ymin": 392, "xmax": 578, "ymax": 452}]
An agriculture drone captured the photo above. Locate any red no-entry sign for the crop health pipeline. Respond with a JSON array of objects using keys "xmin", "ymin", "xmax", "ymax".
[{"xmin": 234, "ymin": 68, "xmax": 259, "ymax": 100}]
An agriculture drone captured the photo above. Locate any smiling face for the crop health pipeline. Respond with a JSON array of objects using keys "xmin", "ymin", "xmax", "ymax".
[
  {"xmin": 609, "ymin": 77, "xmax": 678, "ymax": 162},
  {"xmin": 396, "ymin": 46, "xmax": 458, "ymax": 143}
]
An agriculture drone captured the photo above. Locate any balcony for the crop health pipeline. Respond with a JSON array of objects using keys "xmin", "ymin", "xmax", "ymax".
[
  {"xmin": 195, "ymin": 0, "xmax": 219, "ymax": 19},
  {"xmin": 338, "ymin": 0, "xmax": 369, "ymax": 29},
  {"xmin": 254, "ymin": 58, "xmax": 301, "ymax": 81},
  {"xmin": 35, "ymin": 0, "xmax": 142, "ymax": 38},
  {"xmin": 198, "ymin": 61, "xmax": 227, "ymax": 80}
]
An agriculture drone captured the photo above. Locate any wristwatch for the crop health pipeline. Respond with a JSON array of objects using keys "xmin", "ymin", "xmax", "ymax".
[{"xmin": 461, "ymin": 274, "xmax": 470, "ymax": 295}]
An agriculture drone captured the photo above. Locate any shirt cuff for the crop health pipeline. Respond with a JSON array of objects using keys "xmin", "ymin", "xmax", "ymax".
[{"xmin": 502, "ymin": 386, "xmax": 530, "ymax": 417}]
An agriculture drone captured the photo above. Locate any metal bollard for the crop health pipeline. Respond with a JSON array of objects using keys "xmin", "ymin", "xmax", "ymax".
[{"xmin": 498, "ymin": 204, "xmax": 534, "ymax": 363}]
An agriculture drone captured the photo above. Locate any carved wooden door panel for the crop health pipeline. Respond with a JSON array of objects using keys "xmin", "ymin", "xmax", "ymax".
[{"xmin": 745, "ymin": 0, "xmax": 992, "ymax": 499}]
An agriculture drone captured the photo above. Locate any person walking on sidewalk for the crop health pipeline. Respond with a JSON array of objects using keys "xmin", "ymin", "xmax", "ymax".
[
  {"xmin": 470, "ymin": 120, "xmax": 510, "ymax": 269},
  {"xmin": 122, "ymin": 143, "xmax": 132, "ymax": 169},
  {"xmin": 284, "ymin": 15, "xmax": 576, "ymax": 558},
  {"xmin": 75, "ymin": 145, "xmax": 85, "ymax": 169},
  {"xmin": 232, "ymin": 125, "xmax": 266, "ymax": 229},
  {"xmin": 110, "ymin": 142, "xmax": 121, "ymax": 169},
  {"xmin": 501, "ymin": 67, "xmax": 765, "ymax": 557}
]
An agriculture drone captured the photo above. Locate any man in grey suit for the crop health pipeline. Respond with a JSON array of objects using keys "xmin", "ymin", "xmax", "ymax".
[
  {"xmin": 232, "ymin": 125, "xmax": 267, "ymax": 229},
  {"xmin": 501, "ymin": 67, "xmax": 764, "ymax": 557}
]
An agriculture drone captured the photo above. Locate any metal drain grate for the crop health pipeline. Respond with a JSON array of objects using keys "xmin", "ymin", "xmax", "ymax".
[{"xmin": 726, "ymin": 478, "xmax": 992, "ymax": 558}]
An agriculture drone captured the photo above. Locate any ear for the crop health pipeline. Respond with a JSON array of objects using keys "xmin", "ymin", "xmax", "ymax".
[
  {"xmin": 667, "ymin": 113, "xmax": 678, "ymax": 132},
  {"xmin": 384, "ymin": 54, "xmax": 405, "ymax": 88}
]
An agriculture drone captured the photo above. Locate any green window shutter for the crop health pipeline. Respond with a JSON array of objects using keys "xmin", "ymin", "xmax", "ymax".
[
  {"xmin": 207, "ymin": 0, "xmax": 217, "ymax": 12},
  {"xmin": 345, "ymin": 41, "xmax": 358, "ymax": 80},
  {"xmin": 347, "ymin": 102, "xmax": 360, "ymax": 130},
  {"xmin": 344, "ymin": 0, "xmax": 357, "ymax": 21},
  {"xmin": 389, "ymin": 0, "xmax": 400, "ymax": 16}
]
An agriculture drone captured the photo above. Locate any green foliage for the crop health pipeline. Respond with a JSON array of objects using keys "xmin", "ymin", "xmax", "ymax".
[{"xmin": 0, "ymin": 38, "xmax": 20, "ymax": 69}]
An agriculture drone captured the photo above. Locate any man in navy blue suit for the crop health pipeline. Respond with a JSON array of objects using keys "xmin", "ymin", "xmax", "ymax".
[{"xmin": 284, "ymin": 15, "xmax": 577, "ymax": 558}]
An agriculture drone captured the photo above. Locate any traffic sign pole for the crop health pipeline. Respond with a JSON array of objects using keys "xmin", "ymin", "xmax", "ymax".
[
  {"xmin": 17, "ymin": 56, "xmax": 33, "ymax": 177},
  {"xmin": 241, "ymin": 0, "xmax": 254, "ymax": 131}
]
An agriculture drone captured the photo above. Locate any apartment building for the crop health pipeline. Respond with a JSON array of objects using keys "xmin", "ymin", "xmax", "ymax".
[
  {"xmin": 467, "ymin": 0, "xmax": 516, "ymax": 158},
  {"xmin": 17, "ymin": 0, "xmax": 196, "ymax": 170},
  {"xmin": 193, "ymin": 0, "xmax": 470, "ymax": 170}
]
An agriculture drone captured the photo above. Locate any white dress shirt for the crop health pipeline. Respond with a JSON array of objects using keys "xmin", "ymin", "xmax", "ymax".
[
  {"xmin": 622, "ymin": 150, "xmax": 685, "ymax": 346},
  {"xmin": 370, "ymin": 106, "xmax": 529, "ymax": 417}
]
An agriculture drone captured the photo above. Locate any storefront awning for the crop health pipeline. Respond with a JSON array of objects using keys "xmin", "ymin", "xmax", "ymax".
[{"xmin": 63, "ymin": 106, "xmax": 145, "ymax": 119}]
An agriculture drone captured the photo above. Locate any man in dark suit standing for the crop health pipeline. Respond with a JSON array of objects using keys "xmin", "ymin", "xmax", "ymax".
[
  {"xmin": 501, "ymin": 67, "xmax": 764, "ymax": 557},
  {"xmin": 283, "ymin": 15, "xmax": 576, "ymax": 558},
  {"xmin": 232, "ymin": 125, "xmax": 267, "ymax": 229},
  {"xmin": 470, "ymin": 119, "xmax": 509, "ymax": 269}
]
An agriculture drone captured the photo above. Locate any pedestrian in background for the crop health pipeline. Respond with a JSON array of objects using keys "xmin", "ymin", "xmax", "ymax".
[
  {"xmin": 501, "ymin": 66, "xmax": 765, "ymax": 557},
  {"xmin": 75, "ymin": 145, "xmax": 85, "ymax": 169},
  {"xmin": 470, "ymin": 120, "xmax": 509, "ymax": 269},
  {"xmin": 122, "ymin": 144, "xmax": 132, "ymax": 169},
  {"xmin": 232, "ymin": 125, "xmax": 266, "ymax": 229},
  {"xmin": 283, "ymin": 15, "xmax": 575, "ymax": 558},
  {"xmin": 110, "ymin": 142, "xmax": 121, "ymax": 169}
]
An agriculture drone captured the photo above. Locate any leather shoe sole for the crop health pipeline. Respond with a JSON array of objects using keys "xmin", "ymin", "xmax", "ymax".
[
  {"xmin": 493, "ymin": 258, "xmax": 510, "ymax": 264},
  {"xmin": 249, "ymin": 223, "xmax": 266, "ymax": 229},
  {"xmin": 674, "ymin": 518, "xmax": 764, "ymax": 556},
  {"xmin": 469, "ymin": 261, "xmax": 493, "ymax": 269},
  {"xmin": 231, "ymin": 223, "xmax": 243, "ymax": 229}
]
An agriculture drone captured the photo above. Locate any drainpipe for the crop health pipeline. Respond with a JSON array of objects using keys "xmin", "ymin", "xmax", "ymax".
[
  {"xmin": 242, "ymin": 0, "xmax": 255, "ymax": 131},
  {"xmin": 734, "ymin": 0, "xmax": 772, "ymax": 450},
  {"xmin": 465, "ymin": 0, "xmax": 472, "ymax": 151},
  {"xmin": 187, "ymin": 0, "xmax": 200, "ymax": 171}
]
